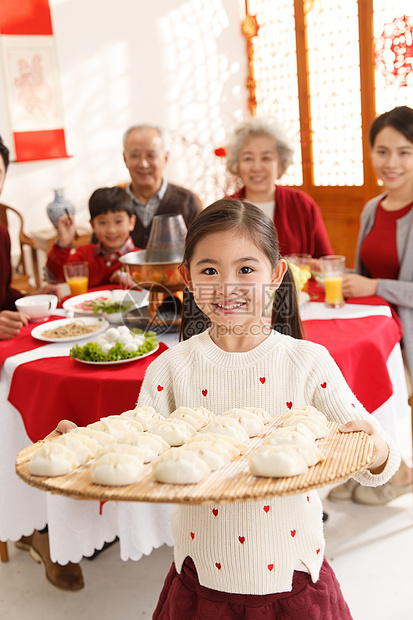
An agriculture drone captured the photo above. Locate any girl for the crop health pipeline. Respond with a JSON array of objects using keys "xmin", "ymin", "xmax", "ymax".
[
  {"xmin": 136, "ymin": 198, "xmax": 399, "ymax": 619},
  {"xmin": 330, "ymin": 105, "xmax": 413, "ymax": 505}
]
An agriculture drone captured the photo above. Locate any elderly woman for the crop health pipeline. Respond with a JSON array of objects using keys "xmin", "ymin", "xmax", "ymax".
[{"xmin": 225, "ymin": 116, "xmax": 333, "ymax": 258}]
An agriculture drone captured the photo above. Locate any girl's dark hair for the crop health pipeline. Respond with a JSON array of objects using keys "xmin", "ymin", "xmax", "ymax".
[
  {"xmin": 89, "ymin": 186, "xmax": 135, "ymax": 219},
  {"xmin": 369, "ymin": 105, "xmax": 413, "ymax": 146},
  {"xmin": 0, "ymin": 135, "xmax": 10, "ymax": 171},
  {"xmin": 179, "ymin": 198, "xmax": 304, "ymax": 341}
]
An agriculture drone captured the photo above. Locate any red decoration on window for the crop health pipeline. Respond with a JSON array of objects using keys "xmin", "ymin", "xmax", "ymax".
[
  {"xmin": 214, "ymin": 147, "xmax": 226, "ymax": 158},
  {"xmin": 375, "ymin": 15, "xmax": 413, "ymax": 87}
]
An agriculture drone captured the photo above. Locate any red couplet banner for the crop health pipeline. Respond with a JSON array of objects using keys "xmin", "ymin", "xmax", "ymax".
[{"xmin": 0, "ymin": 0, "xmax": 69, "ymax": 161}]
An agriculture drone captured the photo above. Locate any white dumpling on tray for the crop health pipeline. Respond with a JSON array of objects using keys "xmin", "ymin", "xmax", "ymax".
[
  {"xmin": 169, "ymin": 407, "xmax": 207, "ymax": 431},
  {"xmin": 264, "ymin": 428, "xmax": 316, "ymax": 449},
  {"xmin": 194, "ymin": 406, "xmax": 216, "ymax": 423},
  {"xmin": 152, "ymin": 447, "xmax": 211, "ymax": 484},
  {"xmin": 150, "ymin": 419, "xmax": 196, "ymax": 446},
  {"xmin": 242, "ymin": 406, "xmax": 272, "ymax": 424},
  {"xmin": 120, "ymin": 407, "xmax": 162, "ymax": 430},
  {"xmin": 202, "ymin": 417, "xmax": 249, "ymax": 442},
  {"xmin": 117, "ymin": 432, "xmax": 170, "ymax": 462},
  {"xmin": 87, "ymin": 417, "xmax": 140, "ymax": 439},
  {"xmin": 104, "ymin": 415, "xmax": 144, "ymax": 433},
  {"xmin": 283, "ymin": 405, "xmax": 328, "ymax": 425},
  {"xmin": 53, "ymin": 433, "xmax": 99, "ymax": 464},
  {"xmin": 68, "ymin": 427, "xmax": 116, "ymax": 446},
  {"xmin": 221, "ymin": 408, "xmax": 265, "ymax": 437},
  {"xmin": 96, "ymin": 443, "xmax": 147, "ymax": 462},
  {"xmin": 184, "ymin": 432, "xmax": 247, "ymax": 457},
  {"xmin": 180, "ymin": 441, "xmax": 233, "ymax": 471},
  {"xmin": 29, "ymin": 442, "xmax": 80, "ymax": 477},
  {"xmin": 90, "ymin": 452, "xmax": 144, "ymax": 486},
  {"xmin": 282, "ymin": 416, "xmax": 329, "ymax": 440},
  {"xmin": 249, "ymin": 445, "xmax": 309, "ymax": 478}
]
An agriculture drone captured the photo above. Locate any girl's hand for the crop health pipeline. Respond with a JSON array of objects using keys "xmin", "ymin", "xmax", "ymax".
[
  {"xmin": 339, "ymin": 420, "xmax": 389, "ymax": 473},
  {"xmin": 56, "ymin": 213, "xmax": 76, "ymax": 247},
  {"xmin": 342, "ymin": 273, "xmax": 377, "ymax": 298},
  {"xmin": 45, "ymin": 419, "xmax": 78, "ymax": 439}
]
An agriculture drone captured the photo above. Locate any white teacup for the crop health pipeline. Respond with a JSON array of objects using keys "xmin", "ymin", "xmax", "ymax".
[{"xmin": 15, "ymin": 295, "xmax": 58, "ymax": 321}]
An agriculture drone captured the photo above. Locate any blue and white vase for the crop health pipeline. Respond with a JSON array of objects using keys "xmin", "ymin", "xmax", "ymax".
[{"xmin": 46, "ymin": 189, "xmax": 75, "ymax": 229}]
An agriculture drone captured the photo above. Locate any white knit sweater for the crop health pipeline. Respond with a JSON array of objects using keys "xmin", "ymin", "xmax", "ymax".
[{"xmin": 137, "ymin": 330, "xmax": 400, "ymax": 595}]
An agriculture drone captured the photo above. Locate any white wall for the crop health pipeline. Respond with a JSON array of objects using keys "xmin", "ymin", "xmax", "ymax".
[{"xmin": 0, "ymin": 0, "xmax": 247, "ymax": 249}]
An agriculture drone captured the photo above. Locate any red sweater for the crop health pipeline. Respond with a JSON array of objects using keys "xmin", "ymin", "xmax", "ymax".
[
  {"xmin": 229, "ymin": 185, "xmax": 333, "ymax": 258},
  {"xmin": 46, "ymin": 241, "xmax": 138, "ymax": 288},
  {"xmin": 0, "ymin": 223, "xmax": 22, "ymax": 311}
]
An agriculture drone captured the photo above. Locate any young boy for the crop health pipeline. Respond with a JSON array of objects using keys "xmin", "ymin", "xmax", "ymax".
[{"xmin": 46, "ymin": 186, "xmax": 138, "ymax": 288}]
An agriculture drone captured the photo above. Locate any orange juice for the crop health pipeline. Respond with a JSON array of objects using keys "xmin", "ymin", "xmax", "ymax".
[
  {"xmin": 324, "ymin": 276, "xmax": 344, "ymax": 307},
  {"xmin": 67, "ymin": 276, "xmax": 88, "ymax": 296}
]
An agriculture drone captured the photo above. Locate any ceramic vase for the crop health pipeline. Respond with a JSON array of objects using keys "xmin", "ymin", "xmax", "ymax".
[{"xmin": 46, "ymin": 189, "xmax": 75, "ymax": 229}]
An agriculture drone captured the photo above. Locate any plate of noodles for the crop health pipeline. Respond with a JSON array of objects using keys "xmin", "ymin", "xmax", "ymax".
[{"xmin": 31, "ymin": 317, "xmax": 110, "ymax": 343}]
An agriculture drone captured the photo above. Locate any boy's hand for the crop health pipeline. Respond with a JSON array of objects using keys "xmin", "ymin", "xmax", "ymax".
[
  {"xmin": 339, "ymin": 420, "xmax": 389, "ymax": 473},
  {"xmin": 56, "ymin": 213, "xmax": 76, "ymax": 247}
]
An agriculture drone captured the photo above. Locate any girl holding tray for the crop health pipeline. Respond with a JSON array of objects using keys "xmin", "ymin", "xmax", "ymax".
[{"xmin": 132, "ymin": 198, "xmax": 400, "ymax": 619}]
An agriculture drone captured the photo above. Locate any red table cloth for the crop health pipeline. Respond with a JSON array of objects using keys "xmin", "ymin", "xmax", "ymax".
[
  {"xmin": 303, "ymin": 315, "xmax": 402, "ymax": 414},
  {"xmin": 8, "ymin": 342, "xmax": 168, "ymax": 442},
  {"xmin": 0, "ymin": 315, "xmax": 62, "ymax": 367}
]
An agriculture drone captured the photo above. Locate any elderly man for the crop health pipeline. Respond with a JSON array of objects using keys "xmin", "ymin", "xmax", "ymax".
[{"xmin": 122, "ymin": 124, "xmax": 201, "ymax": 247}]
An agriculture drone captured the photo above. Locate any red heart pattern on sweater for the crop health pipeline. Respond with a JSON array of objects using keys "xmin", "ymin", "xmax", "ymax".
[
  {"xmin": 320, "ymin": 382, "xmax": 327, "ymax": 388},
  {"xmin": 215, "ymin": 562, "xmax": 221, "ymax": 570},
  {"xmin": 307, "ymin": 496, "xmax": 310, "ymax": 503},
  {"xmin": 267, "ymin": 564, "xmax": 274, "ymax": 571},
  {"xmin": 202, "ymin": 389, "xmax": 208, "ymax": 397},
  {"xmin": 290, "ymin": 529, "xmax": 296, "ymax": 537},
  {"xmin": 238, "ymin": 536, "xmax": 245, "ymax": 544},
  {"xmin": 212, "ymin": 508, "xmax": 218, "ymax": 516},
  {"xmin": 263, "ymin": 505, "xmax": 270, "ymax": 513},
  {"xmin": 316, "ymin": 548, "xmax": 320, "ymax": 554},
  {"xmin": 259, "ymin": 377, "xmax": 266, "ymax": 384},
  {"xmin": 286, "ymin": 401, "xmax": 293, "ymax": 409},
  {"xmin": 157, "ymin": 385, "xmax": 163, "ymax": 392},
  {"xmin": 190, "ymin": 532, "xmax": 195, "ymax": 540}
]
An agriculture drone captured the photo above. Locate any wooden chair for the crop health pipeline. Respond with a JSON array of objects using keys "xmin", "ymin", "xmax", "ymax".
[
  {"xmin": 0, "ymin": 541, "xmax": 9, "ymax": 562},
  {"xmin": 0, "ymin": 202, "xmax": 41, "ymax": 291}
]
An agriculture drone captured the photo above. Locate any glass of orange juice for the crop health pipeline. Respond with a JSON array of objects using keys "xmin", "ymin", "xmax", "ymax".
[
  {"xmin": 63, "ymin": 262, "xmax": 89, "ymax": 297},
  {"xmin": 320, "ymin": 255, "xmax": 346, "ymax": 308}
]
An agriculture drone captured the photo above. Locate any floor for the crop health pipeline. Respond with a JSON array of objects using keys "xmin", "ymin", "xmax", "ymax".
[{"xmin": 1, "ymin": 443, "xmax": 412, "ymax": 619}]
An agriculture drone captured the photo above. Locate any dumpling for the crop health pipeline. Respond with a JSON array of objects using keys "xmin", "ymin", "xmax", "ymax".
[
  {"xmin": 169, "ymin": 407, "xmax": 207, "ymax": 431},
  {"xmin": 90, "ymin": 452, "xmax": 144, "ymax": 486},
  {"xmin": 97, "ymin": 443, "xmax": 146, "ymax": 462},
  {"xmin": 202, "ymin": 417, "xmax": 249, "ymax": 442},
  {"xmin": 29, "ymin": 442, "xmax": 80, "ymax": 477},
  {"xmin": 54, "ymin": 433, "xmax": 99, "ymax": 464},
  {"xmin": 282, "ymin": 415, "xmax": 329, "ymax": 439},
  {"xmin": 105, "ymin": 415, "xmax": 144, "ymax": 433},
  {"xmin": 152, "ymin": 448, "xmax": 211, "ymax": 484},
  {"xmin": 150, "ymin": 419, "xmax": 196, "ymax": 446},
  {"xmin": 117, "ymin": 432, "xmax": 170, "ymax": 462},
  {"xmin": 221, "ymin": 408, "xmax": 264, "ymax": 438},
  {"xmin": 87, "ymin": 417, "xmax": 139, "ymax": 439},
  {"xmin": 194, "ymin": 407, "xmax": 216, "ymax": 423},
  {"xmin": 283, "ymin": 405, "xmax": 328, "ymax": 425},
  {"xmin": 181, "ymin": 441, "xmax": 233, "ymax": 471},
  {"xmin": 264, "ymin": 428, "xmax": 316, "ymax": 449},
  {"xmin": 184, "ymin": 432, "xmax": 246, "ymax": 457},
  {"xmin": 249, "ymin": 445, "xmax": 308, "ymax": 478},
  {"xmin": 120, "ymin": 406, "xmax": 162, "ymax": 430},
  {"xmin": 242, "ymin": 407, "xmax": 272, "ymax": 424},
  {"xmin": 69, "ymin": 427, "xmax": 116, "ymax": 446}
]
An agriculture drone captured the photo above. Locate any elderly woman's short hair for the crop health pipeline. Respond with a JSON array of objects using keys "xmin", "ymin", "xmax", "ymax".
[
  {"xmin": 225, "ymin": 117, "xmax": 294, "ymax": 177},
  {"xmin": 122, "ymin": 124, "xmax": 171, "ymax": 152}
]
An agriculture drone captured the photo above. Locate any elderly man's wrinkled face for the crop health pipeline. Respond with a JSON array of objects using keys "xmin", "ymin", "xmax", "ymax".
[
  {"xmin": 123, "ymin": 128, "xmax": 168, "ymax": 200},
  {"xmin": 0, "ymin": 155, "xmax": 6, "ymax": 197}
]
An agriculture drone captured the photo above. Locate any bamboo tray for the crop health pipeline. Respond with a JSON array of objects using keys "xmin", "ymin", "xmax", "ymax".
[{"xmin": 15, "ymin": 417, "xmax": 375, "ymax": 504}]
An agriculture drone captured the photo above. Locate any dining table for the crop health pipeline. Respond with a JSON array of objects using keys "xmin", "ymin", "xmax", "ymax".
[{"xmin": 0, "ymin": 286, "xmax": 410, "ymax": 565}]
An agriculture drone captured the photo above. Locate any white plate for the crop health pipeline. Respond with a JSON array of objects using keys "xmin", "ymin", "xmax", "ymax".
[
  {"xmin": 72, "ymin": 343, "xmax": 159, "ymax": 365},
  {"xmin": 31, "ymin": 317, "xmax": 110, "ymax": 343},
  {"xmin": 63, "ymin": 289, "xmax": 149, "ymax": 316}
]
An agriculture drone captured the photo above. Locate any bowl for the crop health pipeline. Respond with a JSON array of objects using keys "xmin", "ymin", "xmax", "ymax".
[
  {"xmin": 15, "ymin": 294, "xmax": 58, "ymax": 321},
  {"xmin": 119, "ymin": 250, "xmax": 183, "ymax": 293}
]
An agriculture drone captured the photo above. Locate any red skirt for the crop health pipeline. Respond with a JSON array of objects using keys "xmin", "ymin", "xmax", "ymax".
[{"xmin": 153, "ymin": 556, "xmax": 353, "ymax": 620}]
